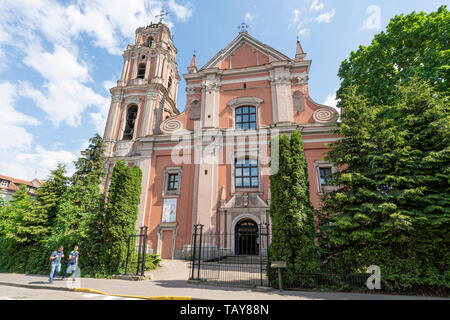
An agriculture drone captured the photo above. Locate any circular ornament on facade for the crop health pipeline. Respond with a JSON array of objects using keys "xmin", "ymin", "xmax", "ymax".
[
  {"xmin": 313, "ymin": 108, "xmax": 336, "ymax": 123},
  {"xmin": 160, "ymin": 119, "xmax": 182, "ymax": 133}
]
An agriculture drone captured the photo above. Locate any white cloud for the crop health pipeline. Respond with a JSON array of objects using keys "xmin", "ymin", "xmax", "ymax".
[
  {"xmin": 167, "ymin": 0, "xmax": 193, "ymax": 22},
  {"xmin": 0, "ymin": 0, "xmax": 195, "ymax": 180},
  {"xmin": 317, "ymin": 9, "xmax": 335, "ymax": 23},
  {"xmin": 289, "ymin": 4, "xmax": 336, "ymax": 36},
  {"xmin": 323, "ymin": 91, "xmax": 341, "ymax": 117},
  {"xmin": 0, "ymin": 0, "xmax": 193, "ymax": 55},
  {"xmin": 0, "ymin": 81, "xmax": 77, "ymax": 180},
  {"xmin": 245, "ymin": 12, "xmax": 256, "ymax": 23},
  {"xmin": 310, "ymin": 0, "xmax": 324, "ymax": 11},
  {"xmin": 0, "ymin": 82, "xmax": 41, "ymax": 128},
  {"xmin": 0, "ymin": 81, "xmax": 41, "ymax": 151},
  {"xmin": 20, "ymin": 44, "xmax": 109, "ymax": 128},
  {"xmin": 0, "ymin": 145, "xmax": 77, "ymax": 181},
  {"xmin": 288, "ymin": 9, "xmax": 301, "ymax": 29}
]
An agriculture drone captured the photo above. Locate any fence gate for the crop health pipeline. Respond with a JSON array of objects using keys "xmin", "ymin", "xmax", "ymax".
[
  {"xmin": 189, "ymin": 223, "xmax": 271, "ymax": 288},
  {"xmin": 125, "ymin": 226, "xmax": 148, "ymax": 276}
]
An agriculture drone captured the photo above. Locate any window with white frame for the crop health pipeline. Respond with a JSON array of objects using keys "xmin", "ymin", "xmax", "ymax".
[
  {"xmin": 235, "ymin": 106, "xmax": 257, "ymax": 130},
  {"xmin": 0, "ymin": 179, "xmax": 9, "ymax": 187},
  {"xmin": 163, "ymin": 168, "xmax": 182, "ymax": 195},
  {"xmin": 235, "ymin": 158, "xmax": 259, "ymax": 188},
  {"xmin": 315, "ymin": 163, "xmax": 336, "ymax": 193}
]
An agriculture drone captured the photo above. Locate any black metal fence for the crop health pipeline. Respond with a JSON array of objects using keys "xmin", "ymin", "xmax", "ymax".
[
  {"xmin": 188, "ymin": 224, "xmax": 384, "ymax": 293},
  {"xmin": 124, "ymin": 226, "xmax": 148, "ymax": 276},
  {"xmin": 189, "ymin": 223, "xmax": 272, "ymax": 288},
  {"xmin": 278, "ymin": 264, "xmax": 375, "ymax": 293}
]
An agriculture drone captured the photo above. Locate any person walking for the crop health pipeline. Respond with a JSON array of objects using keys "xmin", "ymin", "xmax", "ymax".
[
  {"xmin": 49, "ymin": 246, "xmax": 64, "ymax": 284},
  {"xmin": 62, "ymin": 245, "xmax": 79, "ymax": 281}
]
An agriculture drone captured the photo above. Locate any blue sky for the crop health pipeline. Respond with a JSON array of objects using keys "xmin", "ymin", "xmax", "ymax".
[{"xmin": 0, "ymin": 0, "xmax": 446, "ymax": 181}]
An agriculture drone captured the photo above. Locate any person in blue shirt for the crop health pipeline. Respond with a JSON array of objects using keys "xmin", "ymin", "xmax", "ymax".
[
  {"xmin": 62, "ymin": 245, "xmax": 79, "ymax": 281},
  {"xmin": 49, "ymin": 246, "xmax": 64, "ymax": 284}
]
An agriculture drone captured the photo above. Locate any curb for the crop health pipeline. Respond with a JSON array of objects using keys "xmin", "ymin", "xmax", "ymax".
[
  {"xmin": 0, "ymin": 281, "xmax": 73, "ymax": 292},
  {"xmin": 0, "ymin": 281, "xmax": 191, "ymax": 300},
  {"xmin": 74, "ymin": 288, "xmax": 191, "ymax": 300}
]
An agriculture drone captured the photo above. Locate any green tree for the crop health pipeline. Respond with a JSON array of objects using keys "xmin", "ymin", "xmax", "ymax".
[
  {"xmin": 0, "ymin": 185, "xmax": 44, "ymax": 272},
  {"xmin": 102, "ymin": 161, "xmax": 142, "ymax": 274},
  {"xmin": 321, "ymin": 79, "xmax": 450, "ymax": 293},
  {"xmin": 48, "ymin": 134, "xmax": 107, "ymax": 275},
  {"xmin": 0, "ymin": 185, "xmax": 37, "ymax": 245},
  {"xmin": 337, "ymin": 6, "xmax": 449, "ymax": 107},
  {"xmin": 72, "ymin": 133, "xmax": 105, "ymax": 187},
  {"xmin": 268, "ymin": 130, "xmax": 319, "ymax": 286},
  {"xmin": 34, "ymin": 163, "xmax": 70, "ymax": 230}
]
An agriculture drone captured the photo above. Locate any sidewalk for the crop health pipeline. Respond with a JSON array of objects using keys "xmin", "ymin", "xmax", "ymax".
[{"xmin": 0, "ymin": 260, "xmax": 446, "ymax": 300}]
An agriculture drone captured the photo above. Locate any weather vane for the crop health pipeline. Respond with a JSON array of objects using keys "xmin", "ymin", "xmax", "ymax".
[
  {"xmin": 156, "ymin": 10, "xmax": 168, "ymax": 23},
  {"xmin": 237, "ymin": 22, "xmax": 249, "ymax": 32}
]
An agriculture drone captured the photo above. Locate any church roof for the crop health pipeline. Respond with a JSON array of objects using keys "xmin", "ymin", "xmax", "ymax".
[{"xmin": 199, "ymin": 31, "xmax": 294, "ymax": 71}]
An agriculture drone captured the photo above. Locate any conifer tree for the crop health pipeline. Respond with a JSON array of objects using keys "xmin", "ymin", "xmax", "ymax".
[
  {"xmin": 321, "ymin": 79, "xmax": 450, "ymax": 292},
  {"xmin": 269, "ymin": 130, "xmax": 319, "ymax": 286},
  {"xmin": 50, "ymin": 134, "xmax": 106, "ymax": 274},
  {"xmin": 34, "ymin": 163, "xmax": 69, "ymax": 229},
  {"xmin": 102, "ymin": 161, "xmax": 142, "ymax": 273},
  {"xmin": 0, "ymin": 185, "xmax": 38, "ymax": 245}
]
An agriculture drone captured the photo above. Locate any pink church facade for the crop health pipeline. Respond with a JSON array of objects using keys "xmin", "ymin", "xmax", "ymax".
[{"xmin": 103, "ymin": 23, "xmax": 339, "ymax": 259}]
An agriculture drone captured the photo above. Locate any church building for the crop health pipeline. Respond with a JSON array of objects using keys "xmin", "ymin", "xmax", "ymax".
[{"xmin": 102, "ymin": 22, "xmax": 339, "ymax": 259}]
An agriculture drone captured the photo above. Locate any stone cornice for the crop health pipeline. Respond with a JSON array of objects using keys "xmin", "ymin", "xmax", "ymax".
[
  {"xmin": 183, "ymin": 59, "xmax": 311, "ymax": 82},
  {"xmin": 137, "ymin": 123, "xmax": 338, "ymax": 144}
]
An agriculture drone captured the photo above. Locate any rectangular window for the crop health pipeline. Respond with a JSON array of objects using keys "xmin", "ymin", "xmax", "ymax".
[
  {"xmin": 235, "ymin": 159, "xmax": 258, "ymax": 188},
  {"xmin": 167, "ymin": 173, "xmax": 179, "ymax": 191},
  {"xmin": 0, "ymin": 180, "xmax": 9, "ymax": 187},
  {"xmin": 319, "ymin": 167, "xmax": 332, "ymax": 187},
  {"xmin": 235, "ymin": 106, "xmax": 257, "ymax": 130},
  {"xmin": 137, "ymin": 64, "xmax": 146, "ymax": 79}
]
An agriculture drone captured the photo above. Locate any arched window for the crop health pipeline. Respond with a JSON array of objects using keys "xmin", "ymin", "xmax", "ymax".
[
  {"xmin": 137, "ymin": 63, "xmax": 146, "ymax": 79},
  {"xmin": 168, "ymin": 77, "xmax": 172, "ymax": 91},
  {"xmin": 235, "ymin": 158, "xmax": 258, "ymax": 188},
  {"xmin": 235, "ymin": 106, "xmax": 256, "ymax": 130},
  {"xmin": 146, "ymin": 37, "xmax": 153, "ymax": 47},
  {"xmin": 123, "ymin": 105, "xmax": 138, "ymax": 140}
]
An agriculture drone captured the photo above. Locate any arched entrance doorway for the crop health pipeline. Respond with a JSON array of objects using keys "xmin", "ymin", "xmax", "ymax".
[{"xmin": 235, "ymin": 219, "xmax": 259, "ymax": 255}]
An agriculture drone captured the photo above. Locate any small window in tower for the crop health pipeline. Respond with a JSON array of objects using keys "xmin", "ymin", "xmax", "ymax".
[
  {"xmin": 243, "ymin": 83, "xmax": 247, "ymax": 89},
  {"xmin": 146, "ymin": 37, "xmax": 153, "ymax": 47},
  {"xmin": 137, "ymin": 63, "xmax": 146, "ymax": 79},
  {"xmin": 123, "ymin": 105, "xmax": 138, "ymax": 140},
  {"xmin": 168, "ymin": 77, "xmax": 172, "ymax": 91}
]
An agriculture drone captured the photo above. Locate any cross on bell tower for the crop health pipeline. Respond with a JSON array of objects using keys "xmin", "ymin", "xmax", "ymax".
[
  {"xmin": 237, "ymin": 22, "xmax": 249, "ymax": 33},
  {"xmin": 156, "ymin": 10, "xmax": 168, "ymax": 23}
]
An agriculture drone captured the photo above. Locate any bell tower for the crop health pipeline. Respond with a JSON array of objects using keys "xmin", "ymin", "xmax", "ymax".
[{"xmin": 103, "ymin": 22, "xmax": 180, "ymax": 158}]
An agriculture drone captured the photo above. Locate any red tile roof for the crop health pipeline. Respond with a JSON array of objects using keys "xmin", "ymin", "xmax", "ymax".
[{"xmin": 0, "ymin": 174, "xmax": 42, "ymax": 193}]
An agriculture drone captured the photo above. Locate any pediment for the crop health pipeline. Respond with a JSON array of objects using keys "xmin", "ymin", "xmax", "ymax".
[
  {"xmin": 221, "ymin": 193, "xmax": 269, "ymax": 209},
  {"xmin": 200, "ymin": 32, "xmax": 292, "ymax": 71}
]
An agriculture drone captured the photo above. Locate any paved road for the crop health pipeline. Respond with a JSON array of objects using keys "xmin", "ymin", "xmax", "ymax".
[
  {"xmin": 0, "ymin": 285, "xmax": 142, "ymax": 300},
  {"xmin": 0, "ymin": 260, "xmax": 446, "ymax": 300}
]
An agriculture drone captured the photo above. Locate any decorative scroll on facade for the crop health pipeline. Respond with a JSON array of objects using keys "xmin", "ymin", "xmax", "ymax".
[
  {"xmin": 313, "ymin": 108, "xmax": 338, "ymax": 123},
  {"xmin": 160, "ymin": 118, "xmax": 183, "ymax": 133}
]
